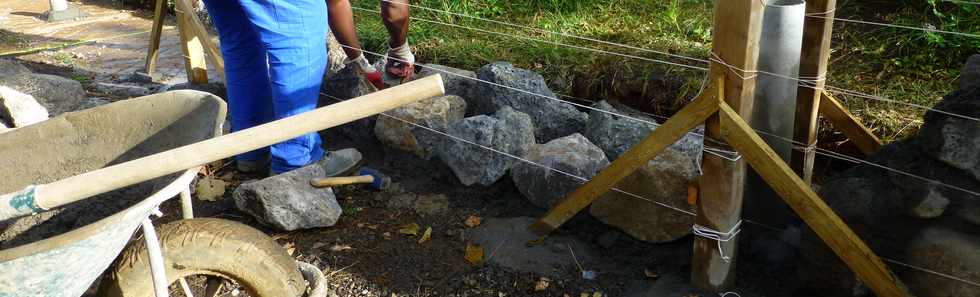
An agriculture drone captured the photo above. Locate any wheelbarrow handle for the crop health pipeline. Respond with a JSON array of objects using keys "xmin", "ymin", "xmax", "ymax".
[{"xmin": 0, "ymin": 75, "xmax": 445, "ymax": 222}]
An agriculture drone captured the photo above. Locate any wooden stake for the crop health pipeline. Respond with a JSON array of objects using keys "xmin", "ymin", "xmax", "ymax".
[
  {"xmin": 174, "ymin": 0, "xmax": 225, "ymax": 80},
  {"xmin": 176, "ymin": 4, "xmax": 208, "ymax": 84},
  {"xmin": 143, "ymin": 0, "xmax": 166, "ymax": 76},
  {"xmin": 820, "ymin": 91, "xmax": 882, "ymax": 155},
  {"xmin": 717, "ymin": 102, "xmax": 910, "ymax": 297},
  {"xmin": 691, "ymin": 0, "xmax": 763, "ymax": 291},
  {"xmin": 790, "ymin": 0, "xmax": 836, "ymax": 184},
  {"xmin": 529, "ymin": 87, "xmax": 721, "ymax": 235}
]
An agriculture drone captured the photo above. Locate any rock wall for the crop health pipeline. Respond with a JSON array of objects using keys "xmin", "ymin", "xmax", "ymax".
[{"xmin": 799, "ymin": 62, "xmax": 980, "ymax": 297}]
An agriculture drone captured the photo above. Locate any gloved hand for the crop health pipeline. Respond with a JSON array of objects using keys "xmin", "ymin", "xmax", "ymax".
[{"xmin": 345, "ymin": 53, "xmax": 386, "ymax": 90}]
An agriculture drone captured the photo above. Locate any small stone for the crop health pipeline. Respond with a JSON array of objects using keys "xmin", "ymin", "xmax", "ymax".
[
  {"xmin": 77, "ymin": 97, "xmax": 110, "ymax": 110},
  {"xmin": 906, "ymin": 187, "xmax": 950, "ymax": 219},
  {"xmin": 93, "ymin": 82, "xmax": 152, "ymax": 98},
  {"xmin": 413, "ymin": 194, "xmax": 450, "ymax": 217},
  {"xmin": 474, "ymin": 62, "xmax": 588, "ymax": 142},
  {"xmin": 374, "ymin": 95, "xmax": 466, "ymax": 159},
  {"xmin": 438, "ymin": 107, "xmax": 535, "ymax": 186},
  {"xmin": 511, "ymin": 134, "xmax": 609, "ymax": 209},
  {"xmin": 0, "ymin": 86, "xmax": 49, "ymax": 127},
  {"xmin": 233, "ymin": 163, "xmax": 342, "ymax": 231}
]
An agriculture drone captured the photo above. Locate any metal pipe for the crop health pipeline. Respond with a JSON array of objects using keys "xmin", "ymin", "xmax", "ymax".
[
  {"xmin": 744, "ymin": 0, "xmax": 806, "ymax": 227},
  {"xmin": 141, "ymin": 218, "xmax": 171, "ymax": 297}
]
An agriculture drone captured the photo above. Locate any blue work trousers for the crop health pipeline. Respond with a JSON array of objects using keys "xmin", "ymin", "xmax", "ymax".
[{"xmin": 202, "ymin": 0, "xmax": 327, "ymax": 173}]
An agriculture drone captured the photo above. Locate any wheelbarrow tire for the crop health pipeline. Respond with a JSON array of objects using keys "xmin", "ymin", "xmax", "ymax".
[{"xmin": 100, "ymin": 218, "xmax": 307, "ymax": 297}]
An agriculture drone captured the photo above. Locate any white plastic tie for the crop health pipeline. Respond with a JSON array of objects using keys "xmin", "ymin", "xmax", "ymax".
[{"xmin": 692, "ymin": 220, "xmax": 743, "ymax": 263}]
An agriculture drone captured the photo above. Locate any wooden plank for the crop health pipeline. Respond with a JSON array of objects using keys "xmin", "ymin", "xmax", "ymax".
[
  {"xmin": 176, "ymin": 7, "xmax": 208, "ymax": 84},
  {"xmin": 174, "ymin": 0, "xmax": 225, "ymax": 81},
  {"xmin": 529, "ymin": 87, "xmax": 721, "ymax": 235},
  {"xmin": 717, "ymin": 102, "xmax": 910, "ymax": 297},
  {"xmin": 820, "ymin": 91, "xmax": 882, "ymax": 155},
  {"xmin": 790, "ymin": 0, "xmax": 836, "ymax": 184},
  {"xmin": 143, "ymin": 0, "xmax": 166, "ymax": 76},
  {"xmin": 691, "ymin": 0, "xmax": 763, "ymax": 291}
]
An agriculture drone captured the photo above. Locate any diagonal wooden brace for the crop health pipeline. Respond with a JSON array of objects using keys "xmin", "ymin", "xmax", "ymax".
[
  {"xmin": 819, "ymin": 91, "xmax": 882, "ymax": 155},
  {"xmin": 717, "ymin": 102, "xmax": 910, "ymax": 297},
  {"xmin": 529, "ymin": 80, "xmax": 723, "ymax": 235}
]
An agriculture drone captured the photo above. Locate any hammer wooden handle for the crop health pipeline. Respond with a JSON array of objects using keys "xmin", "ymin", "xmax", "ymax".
[{"xmin": 311, "ymin": 175, "xmax": 375, "ymax": 188}]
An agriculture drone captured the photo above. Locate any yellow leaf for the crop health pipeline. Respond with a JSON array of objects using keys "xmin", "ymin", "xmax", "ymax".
[
  {"xmin": 534, "ymin": 277, "xmax": 551, "ymax": 291},
  {"xmin": 465, "ymin": 243, "xmax": 484, "ymax": 265},
  {"xmin": 194, "ymin": 176, "xmax": 227, "ymax": 202},
  {"xmin": 398, "ymin": 223, "xmax": 420, "ymax": 236},
  {"xmin": 418, "ymin": 226, "xmax": 432, "ymax": 244},
  {"xmin": 464, "ymin": 215, "xmax": 482, "ymax": 228}
]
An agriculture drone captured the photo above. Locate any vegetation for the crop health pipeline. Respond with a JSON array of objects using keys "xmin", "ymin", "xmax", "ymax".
[{"xmin": 349, "ymin": 0, "xmax": 978, "ymax": 142}]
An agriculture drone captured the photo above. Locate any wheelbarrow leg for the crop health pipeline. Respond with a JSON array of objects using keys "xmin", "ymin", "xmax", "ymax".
[
  {"xmin": 141, "ymin": 218, "xmax": 171, "ymax": 297},
  {"xmin": 180, "ymin": 188, "xmax": 194, "ymax": 219}
]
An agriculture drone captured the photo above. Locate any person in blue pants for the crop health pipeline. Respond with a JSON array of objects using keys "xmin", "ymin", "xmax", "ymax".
[{"xmin": 202, "ymin": 0, "xmax": 360, "ymax": 175}]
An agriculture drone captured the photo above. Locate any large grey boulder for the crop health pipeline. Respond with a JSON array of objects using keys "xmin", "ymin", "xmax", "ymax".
[
  {"xmin": 233, "ymin": 163, "xmax": 342, "ymax": 231},
  {"xmin": 961, "ymin": 54, "xmax": 980, "ymax": 92},
  {"xmin": 512, "ymin": 133, "xmax": 609, "ymax": 209},
  {"xmin": 374, "ymin": 95, "xmax": 466, "ymax": 160},
  {"xmin": 902, "ymin": 228, "xmax": 980, "ymax": 297},
  {"xmin": 417, "ymin": 64, "xmax": 478, "ymax": 108},
  {"xmin": 438, "ymin": 107, "xmax": 535, "ymax": 186},
  {"xmin": 918, "ymin": 86, "xmax": 980, "ymax": 182},
  {"xmin": 321, "ymin": 65, "xmax": 380, "ymax": 143},
  {"xmin": 583, "ymin": 100, "xmax": 659, "ymax": 159},
  {"xmin": 582, "ymin": 100, "xmax": 703, "ymax": 242},
  {"xmin": 0, "ymin": 59, "xmax": 85, "ymax": 115},
  {"xmin": 474, "ymin": 62, "xmax": 588, "ymax": 141},
  {"xmin": 0, "ymin": 86, "xmax": 49, "ymax": 127}
]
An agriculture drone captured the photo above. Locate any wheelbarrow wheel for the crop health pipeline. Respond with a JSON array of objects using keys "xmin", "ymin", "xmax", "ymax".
[{"xmin": 100, "ymin": 218, "xmax": 307, "ymax": 297}]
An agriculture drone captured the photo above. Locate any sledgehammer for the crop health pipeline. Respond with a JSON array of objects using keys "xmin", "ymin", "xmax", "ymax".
[{"xmin": 310, "ymin": 167, "xmax": 391, "ymax": 190}]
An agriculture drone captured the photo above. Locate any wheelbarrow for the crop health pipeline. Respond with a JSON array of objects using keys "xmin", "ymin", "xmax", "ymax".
[{"xmin": 0, "ymin": 75, "xmax": 444, "ymax": 296}]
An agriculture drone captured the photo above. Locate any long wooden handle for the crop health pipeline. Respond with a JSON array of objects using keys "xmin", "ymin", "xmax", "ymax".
[
  {"xmin": 17, "ymin": 75, "xmax": 443, "ymax": 214},
  {"xmin": 311, "ymin": 175, "xmax": 375, "ymax": 188}
]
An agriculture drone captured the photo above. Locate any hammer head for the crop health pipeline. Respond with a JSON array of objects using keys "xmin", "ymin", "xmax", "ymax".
[{"xmin": 357, "ymin": 167, "xmax": 391, "ymax": 190}]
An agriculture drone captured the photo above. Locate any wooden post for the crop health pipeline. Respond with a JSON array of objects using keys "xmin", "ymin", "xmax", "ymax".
[
  {"xmin": 176, "ymin": 1, "xmax": 208, "ymax": 84},
  {"xmin": 790, "ymin": 0, "xmax": 836, "ymax": 184},
  {"xmin": 691, "ymin": 0, "xmax": 763, "ymax": 291},
  {"xmin": 143, "ymin": 0, "xmax": 166, "ymax": 76},
  {"xmin": 717, "ymin": 102, "xmax": 911, "ymax": 297},
  {"xmin": 174, "ymin": 0, "xmax": 225, "ymax": 79}
]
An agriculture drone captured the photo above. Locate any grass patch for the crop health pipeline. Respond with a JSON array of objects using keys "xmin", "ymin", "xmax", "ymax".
[{"xmin": 349, "ymin": 0, "xmax": 974, "ymax": 143}]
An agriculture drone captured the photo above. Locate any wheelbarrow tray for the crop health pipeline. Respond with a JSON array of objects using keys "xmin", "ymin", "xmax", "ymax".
[{"xmin": 0, "ymin": 90, "xmax": 226, "ymax": 296}]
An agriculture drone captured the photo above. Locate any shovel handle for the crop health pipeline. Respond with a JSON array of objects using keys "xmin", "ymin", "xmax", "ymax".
[{"xmin": 311, "ymin": 175, "xmax": 375, "ymax": 188}]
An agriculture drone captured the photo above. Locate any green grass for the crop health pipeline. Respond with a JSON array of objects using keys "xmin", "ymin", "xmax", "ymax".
[{"xmin": 347, "ymin": 0, "xmax": 978, "ymax": 144}]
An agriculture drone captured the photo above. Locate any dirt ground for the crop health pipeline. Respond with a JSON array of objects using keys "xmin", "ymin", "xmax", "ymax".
[{"xmin": 0, "ymin": 2, "xmax": 810, "ymax": 297}]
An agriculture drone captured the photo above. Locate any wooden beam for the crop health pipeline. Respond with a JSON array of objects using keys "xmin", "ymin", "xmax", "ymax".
[
  {"xmin": 692, "ymin": 0, "xmax": 763, "ymax": 291},
  {"xmin": 790, "ymin": 0, "xmax": 836, "ymax": 184},
  {"xmin": 174, "ymin": 0, "xmax": 225, "ymax": 81},
  {"xmin": 820, "ymin": 91, "xmax": 882, "ymax": 155},
  {"xmin": 717, "ymin": 102, "xmax": 910, "ymax": 297},
  {"xmin": 529, "ymin": 85, "xmax": 721, "ymax": 235},
  {"xmin": 143, "ymin": 0, "xmax": 166, "ymax": 76},
  {"xmin": 176, "ymin": 5, "xmax": 208, "ymax": 84}
]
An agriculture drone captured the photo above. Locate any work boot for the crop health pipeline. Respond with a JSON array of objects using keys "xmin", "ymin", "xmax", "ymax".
[
  {"xmin": 236, "ymin": 155, "xmax": 270, "ymax": 173},
  {"xmin": 317, "ymin": 148, "xmax": 363, "ymax": 177}
]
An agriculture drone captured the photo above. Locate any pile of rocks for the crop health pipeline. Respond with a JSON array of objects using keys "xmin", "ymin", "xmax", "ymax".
[
  {"xmin": 799, "ymin": 55, "xmax": 980, "ymax": 297},
  {"xmin": 0, "ymin": 58, "xmax": 89, "ymax": 133},
  {"xmin": 323, "ymin": 59, "xmax": 704, "ymax": 243}
]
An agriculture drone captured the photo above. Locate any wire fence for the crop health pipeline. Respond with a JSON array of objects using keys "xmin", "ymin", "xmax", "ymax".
[{"xmin": 3, "ymin": 0, "xmax": 977, "ymax": 292}]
